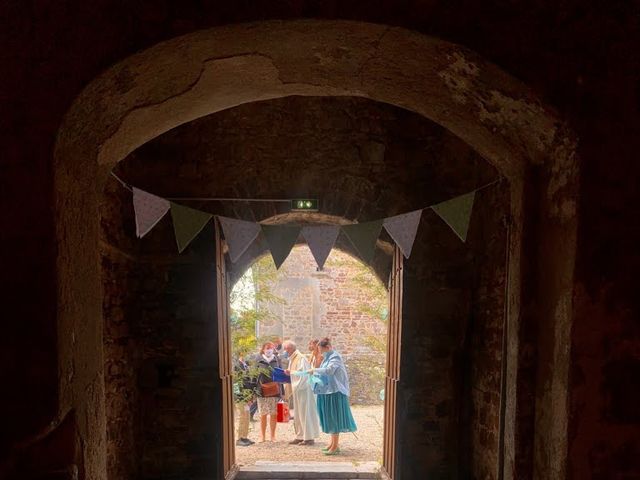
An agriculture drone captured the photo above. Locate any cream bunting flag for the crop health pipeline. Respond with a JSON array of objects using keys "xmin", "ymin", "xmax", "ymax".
[
  {"xmin": 170, "ymin": 203, "xmax": 213, "ymax": 253},
  {"xmin": 383, "ymin": 209, "xmax": 423, "ymax": 258},
  {"xmin": 218, "ymin": 216, "xmax": 262, "ymax": 263},
  {"xmin": 341, "ymin": 220, "xmax": 384, "ymax": 264},
  {"xmin": 133, "ymin": 187, "xmax": 170, "ymax": 238},
  {"xmin": 431, "ymin": 191, "xmax": 476, "ymax": 242},
  {"xmin": 262, "ymin": 224, "xmax": 301, "ymax": 269},
  {"xmin": 302, "ymin": 225, "xmax": 340, "ymax": 270}
]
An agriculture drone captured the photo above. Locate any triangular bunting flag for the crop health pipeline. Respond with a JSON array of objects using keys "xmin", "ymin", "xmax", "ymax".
[
  {"xmin": 133, "ymin": 187, "xmax": 170, "ymax": 238},
  {"xmin": 383, "ymin": 209, "xmax": 423, "ymax": 258},
  {"xmin": 302, "ymin": 225, "xmax": 340, "ymax": 270},
  {"xmin": 170, "ymin": 203, "xmax": 213, "ymax": 253},
  {"xmin": 341, "ymin": 220, "xmax": 384, "ymax": 264},
  {"xmin": 218, "ymin": 217, "xmax": 262, "ymax": 263},
  {"xmin": 262, "ymin": 224, "xmax": 302, "ymax": 269},
  {"xmin": 431, "ymin": 191, "xmax": 476, "ymax": 242}
]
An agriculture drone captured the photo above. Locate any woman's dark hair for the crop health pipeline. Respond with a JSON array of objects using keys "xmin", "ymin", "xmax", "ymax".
[{"xmin": 319, "ymin": 337, "xmax": 331, "ymax": 348}]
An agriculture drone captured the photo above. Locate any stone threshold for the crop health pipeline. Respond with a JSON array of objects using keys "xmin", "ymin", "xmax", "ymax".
[{"xmin": 234, "ymin": 461, "xmax": 380, "ymax": 479}]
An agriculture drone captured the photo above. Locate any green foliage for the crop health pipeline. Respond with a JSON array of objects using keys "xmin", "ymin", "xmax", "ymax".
[
  {"xmin": 233, "ymin": 363, "xmax": 272, "ymax": 403},
  {"xmin": 325, "ymin": 253, "xmax": 388, "ymax": 405},
  {"xmin": 326, "ymin": 254, "xmax": 388, "ymax": 356},
  {"xmin": 230, "ymin": 255, "xmax": 286, "ymax": 359},
  {"xmin": 252, "ymin": 255, "xmax": 287, "ymax": 308},
  {"xmin": 325, "ymin": 255, "xmax": 388, "ymax": 326},
  {"xmin": 363, "ymin": 334, "xmax": 387, "ymax": 353},
  {"xmin": 230, "ymin": 255, "xmax": 286, "ymax": 403},
  {"xmin": 348, "ymin": 356, "xmax": 386, "ymax": 405}
]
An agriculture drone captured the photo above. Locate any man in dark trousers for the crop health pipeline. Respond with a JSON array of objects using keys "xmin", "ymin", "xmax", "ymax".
[{"xmin": 234, "ymin": 356, "xmax": 256, "ymax": 446}]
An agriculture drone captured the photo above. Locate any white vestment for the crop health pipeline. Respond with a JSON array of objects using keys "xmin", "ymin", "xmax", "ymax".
[{"xmin": 289, "ymin": 350, "xmax": 321, "ymax": 440}]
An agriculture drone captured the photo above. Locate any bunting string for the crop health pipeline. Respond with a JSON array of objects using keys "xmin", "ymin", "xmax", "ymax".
[
  {"xmin": 112, "ymin": 171, "xmax": 504, "ymax": 269},
  {"xmin": 110, "ymin": 172, "xmax": 291, "ymax": 203}
]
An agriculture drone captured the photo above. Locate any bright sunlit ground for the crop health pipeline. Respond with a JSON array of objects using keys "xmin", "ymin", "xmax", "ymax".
[{"xmin": 234, "ymin": 404, "xmax": 384, "ymax": 466}]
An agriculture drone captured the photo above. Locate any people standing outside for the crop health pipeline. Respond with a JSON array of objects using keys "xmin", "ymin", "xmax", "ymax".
[
  {"xmin": 277, "ymin": 336, "xmax": 294, "ymax": 415},
  {"xmin": 310, "ymin": 337, "xmax": 357, "ymax": 455},
  {"xmin": 308, "ymin": 338, "xmax": 323, "ymax": 368},
  {"xmin": 273, "ymin": 337, "xmax": 285, "ymax": 360},
  {"xmin": 233, "ymin": 355, "xmax": 256, "ymax": 447},
  {"xmin": 283, "ymin": 340, "xmax": 320, "ymax": 445},
  {"xmin": 254, "ymin": 341, "xmax": 282, "ymax": 442}
]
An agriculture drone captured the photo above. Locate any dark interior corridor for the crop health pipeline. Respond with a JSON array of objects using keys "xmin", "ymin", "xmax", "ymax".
[{"xmin": 2, "ymin": 6, "xmax": 639, "ymax": 480}]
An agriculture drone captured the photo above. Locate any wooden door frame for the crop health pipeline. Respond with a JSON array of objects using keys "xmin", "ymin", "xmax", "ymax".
[
  {"xmin": 218, "ymin": 239, "xmax": 405, "ymax": 479},
  {"xmin": 216, "ymin": 220, "xmax": 238, "ymax": 479},
  {"xmin": 381, "ymin": 246, "xmax": 403, "ymax": 480}
]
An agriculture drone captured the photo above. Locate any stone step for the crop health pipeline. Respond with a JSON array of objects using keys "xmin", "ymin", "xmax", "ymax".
[{"xmin": 234, "ymin": 461, "xmax": 380, "ymax": 479}]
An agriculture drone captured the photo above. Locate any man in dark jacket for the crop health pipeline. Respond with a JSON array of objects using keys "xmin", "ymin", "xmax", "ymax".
[{"xmin": 234, "ymin": 356, "xmax": 256, "ymax": 446}]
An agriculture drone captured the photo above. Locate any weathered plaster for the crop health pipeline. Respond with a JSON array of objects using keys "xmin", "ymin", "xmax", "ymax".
[{"xmin": 52, "ymin": 20, "xmax": 579, "ymax": 479}]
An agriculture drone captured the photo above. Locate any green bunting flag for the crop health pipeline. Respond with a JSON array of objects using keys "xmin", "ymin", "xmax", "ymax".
[
  {"xmin": 341, "ymin": 220, "xmax": 384, "ymax": 264},
  {"xmin": 431, "ymin": 191, "xmax": 476, "ymax": 242},
  {"xmin": 262, "ymin": 224, "xmax": 302, "ymax": 269},
  {"xmin": 170, "ymin": 203, "xmax": 213, "ymax": 253}
]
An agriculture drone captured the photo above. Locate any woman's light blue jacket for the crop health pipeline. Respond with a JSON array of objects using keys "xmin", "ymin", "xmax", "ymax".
[{"xmin": 312, "ymin": 350, "xmax": 351, "ymax": 396}]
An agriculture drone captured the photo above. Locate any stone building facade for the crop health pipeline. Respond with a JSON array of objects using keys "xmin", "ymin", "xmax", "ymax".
[{"xmin": 248, "ymin": 246, "xmax": 388, "ymax": 404}]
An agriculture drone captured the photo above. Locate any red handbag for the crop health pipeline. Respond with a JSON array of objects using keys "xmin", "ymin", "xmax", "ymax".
[{"xmin": 277, "ymin": 400, "xmax": 290, "ymax": 423}]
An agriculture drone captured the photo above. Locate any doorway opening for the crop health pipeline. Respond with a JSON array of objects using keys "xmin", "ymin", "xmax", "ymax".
[
  {"xmin": 229, "ymin": 246, "xmax": 390, "ymax": 468},
  {"xmin": 57, "ymin": 18, "xmax": 579, "ymax": 480},
  {"xmin": 98, "ymin": 93, "xmax": 514, "ymax": 480}
]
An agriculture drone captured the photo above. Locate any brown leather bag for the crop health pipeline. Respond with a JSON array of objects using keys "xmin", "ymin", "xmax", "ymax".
[{"xmin": 261, "ymin": 381, "xmax": 280, "ymax": 397}]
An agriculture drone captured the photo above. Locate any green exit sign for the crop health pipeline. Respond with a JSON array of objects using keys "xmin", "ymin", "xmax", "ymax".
[{"xmin": 291, "ymin": 199, "xmax": 319, "ymax": 211}]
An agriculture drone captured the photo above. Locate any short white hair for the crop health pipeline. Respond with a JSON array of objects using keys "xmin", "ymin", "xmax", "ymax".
[{"xmin": 283, "ymin": 340, "xmax": 296, "ymax": 350}]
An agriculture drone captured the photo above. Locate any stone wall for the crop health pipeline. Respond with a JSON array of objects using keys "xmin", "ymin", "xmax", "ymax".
[
  {"xmin": 97, "ymin": 95, "xmax": 506, "ymax": 479},
  {"xmin": 102, "ymin": 252, "xmax": 141, "ymax": 480},
  {"xmin": 465, "ymin": 184, "xmax": 509, "ymax": 480},
  {"xmin": 101, "ymin": 180, "xmax": 221, "ymax": 480},
  {"xmin": 101, "ymin": 175, "xmax": 142, "ymax": 480},
  {"xmin": 252, "ymin": 246, "xmax": 388, "ymax": 404},
  {"xmin": 3, "ymin": 3, "xmax": 640, "ymax": 480}
]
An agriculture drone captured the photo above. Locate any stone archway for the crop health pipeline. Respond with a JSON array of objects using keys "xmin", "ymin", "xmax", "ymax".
[{"xmin": 54, "ymin": 20, "xmax": 578, "ymax": 480}]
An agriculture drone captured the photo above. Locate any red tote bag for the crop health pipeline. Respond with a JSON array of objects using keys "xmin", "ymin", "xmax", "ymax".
[{"xmin": 276, "ymin": 400, "xmax": 290, "ymax": 423}]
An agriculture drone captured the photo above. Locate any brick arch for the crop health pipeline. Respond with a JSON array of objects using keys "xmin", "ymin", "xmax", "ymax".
[
  {"xmin": 228, "ymin": 212, "xmax": 394, "ymax": 287},
  {"xmin": 230, "ymin": 240, "xmax": 392, "ymax": 290},
  {"xmin": 54, "ymin": 20, "xmax": 579, "ymax": 479}
]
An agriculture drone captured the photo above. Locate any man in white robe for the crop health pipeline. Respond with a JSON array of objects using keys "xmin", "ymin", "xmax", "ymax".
[{"xmin": 283, "ymin": 340, "xmax": 320, "ymax": 445}]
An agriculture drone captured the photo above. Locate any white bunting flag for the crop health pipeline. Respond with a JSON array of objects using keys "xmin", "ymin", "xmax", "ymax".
[
  {"xmin": 383, "ymin": 209, "xmax": 423, "ymax": 258},
  {"xmin": 133, "ymin": 187, "xmax": 170, "ymax": 238},
  {"xmin": 302, "ymin": 225, "xmax": 340, "ymax": 270},
  {"xmin": 218, "ymin": 216, "xmax": 262, "ymax": 262}
]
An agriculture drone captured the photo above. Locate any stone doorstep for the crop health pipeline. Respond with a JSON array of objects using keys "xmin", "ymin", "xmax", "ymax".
[{"xmin": 234, "ymin": 461, "xmax": 380, "ymax": 479}]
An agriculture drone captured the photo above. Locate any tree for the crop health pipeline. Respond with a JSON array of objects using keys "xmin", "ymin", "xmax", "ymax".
[
  {"xmin": 230, "ymin": 255, "xmax": 286, "ymax": 358},
  {"xmin": 325, "ymin": 253, "xmax": 388, "ymax": 404},
  {"xmin": 230, "ymin": 255, "xmax": 285, "ymax": 402}
]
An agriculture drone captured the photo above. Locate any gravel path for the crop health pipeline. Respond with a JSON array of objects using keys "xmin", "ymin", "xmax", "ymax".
[{"xmin": 235, "ymin": 405, "xmax": 384, "ymax": 466}]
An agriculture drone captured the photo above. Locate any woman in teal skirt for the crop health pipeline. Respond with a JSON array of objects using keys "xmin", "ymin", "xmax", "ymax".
[{"xmin": 310, "ymin": 337, "xmax": 357, "ymax": 455}]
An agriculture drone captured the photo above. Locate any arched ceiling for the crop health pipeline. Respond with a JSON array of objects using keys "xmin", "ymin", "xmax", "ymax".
[{"xmin": 105, "ymin": 95, "xmax": 500, "ymax": 281}]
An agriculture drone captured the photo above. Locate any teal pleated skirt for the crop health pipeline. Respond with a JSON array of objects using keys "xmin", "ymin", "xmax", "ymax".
[{"xmin": 316, "ymin": 392, "xmax": 358, "ymax": 434}]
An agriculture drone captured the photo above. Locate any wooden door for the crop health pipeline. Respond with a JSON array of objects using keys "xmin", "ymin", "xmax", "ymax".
[
  {"xmin": 382, "ymin": 246, "xmax": 403, "ymax": 480},
  {"xmin": 215, "ymin": 220, "xmax": 236, "ymax": 478}
]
